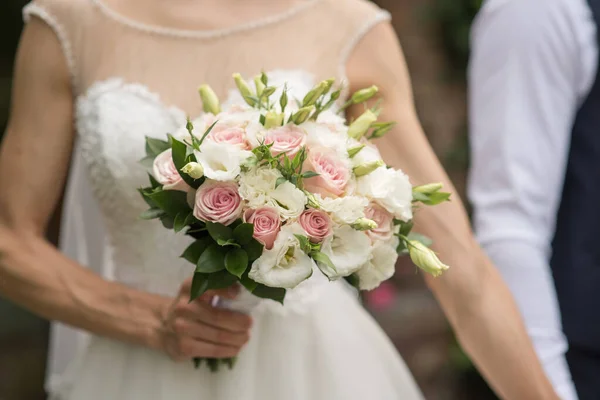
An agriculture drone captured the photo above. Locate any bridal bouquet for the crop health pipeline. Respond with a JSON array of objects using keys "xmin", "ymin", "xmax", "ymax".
[{"xmin": 139, "ymin": 72, "xmax": 450, "ymax": 369}]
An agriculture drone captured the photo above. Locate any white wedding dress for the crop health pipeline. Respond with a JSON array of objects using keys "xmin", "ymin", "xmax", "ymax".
[{"xmin": 24, "ymin": 0, "xmax": 424, "ymax": 398}]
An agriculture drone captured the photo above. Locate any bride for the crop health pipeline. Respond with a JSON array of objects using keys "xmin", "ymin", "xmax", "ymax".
[{"xmin": 0, "ymin": 0, "xmax": 557, "ymax": 399}]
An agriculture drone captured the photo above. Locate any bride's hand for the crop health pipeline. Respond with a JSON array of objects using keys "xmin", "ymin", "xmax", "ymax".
[{"xmin": 160, "ymin": 278, "xmax": 252, "ymax": 361}]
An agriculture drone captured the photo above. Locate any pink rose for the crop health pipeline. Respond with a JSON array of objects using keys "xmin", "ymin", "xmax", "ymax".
[
  {"xmin": 299, "ymin": 209, "xmax": 333, "ymax": 243},
  {"xmin": 303, "ymin": 148, "xmax": 350, "ymax": 197},
  {"xmin": 152, "ymin": 149, "xmax": 189, "ymax": 192},
  {"xmin": 265, "ymin": 125, "xmax": 306, "ymax": 158},
  {"xmin": 194, "ymin": 181, "xmax": 243, "ymax": 226},
  {"xmin": 365, "ymin": 203, "xmax": 394, "ymax": 241},
  {"xmin": 243, "ymin": 207, "xmax": 281, "ymax": 250},
  {"xmin": 207, "ymin": 125, "xmax": 250, "ymax": 149}
]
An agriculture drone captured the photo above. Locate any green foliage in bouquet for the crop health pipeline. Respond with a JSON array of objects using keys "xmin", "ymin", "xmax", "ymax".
[{"xmin": 138, "ymin": 71, "xmax": 453, "ymax": 371}]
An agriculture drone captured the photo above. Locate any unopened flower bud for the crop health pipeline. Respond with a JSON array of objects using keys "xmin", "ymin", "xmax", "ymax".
[
  {"xmin": 264, "ymin": 111, "xmax": 284, "ymax": 129},
  {"xmin": 181, "ymin": 162, "xmax": 204, "ymax": 179},
  {"xmin": 262, "ymin": 86, "xmax": 277, "ymax": 98},
  {"xmin": 353, "ymin": 160, "xmax": 385, "ymax": 177},
  {"xmin": 232, "ymin": 73, "xmax": 256, "ymax": 107},
  {"xmin": 413, "ymin": 183, "xmax": 443, "ymax": 195},
  {"xmin": 254, "ymin": 75, "xmax": 266, "ymax": 97},
  {"xmin": 408, "ymin": 241, "xmax": 449, "ymax": 277},
  {"xmin": 302, "ymin": 81, "xmax": 329, "ymax": 106},
  {"xmin": 351, "ymin": 85, "xmax": 379, "ymax": 104},
  {"xmin": 292, "ymin": 105, "xmax": 315, "ymax": 125},
  {"xmin": 304, "ymin": 191, "xmax": 321, "ymax": 209},
  {"xmin": 323, "ymin": 78, "xmax": 336, "ymax": 93},
  {"xmin": 347, "ymin": 144, "xmax": 365, "ymax": 158},
  {"xmin": 280, "ymin": 88, "xmax": 289, "ymax": 111},
  {"xmin": 351, "ymin": 218, "xmax": 378, "ymax": 231},
  {"xmin": 348, "ymin": 110, "xmax": 377, "ymax": 139},
  {"xmin": 198, "ymin": 85, "xmax": 221, "ymax": 115}
]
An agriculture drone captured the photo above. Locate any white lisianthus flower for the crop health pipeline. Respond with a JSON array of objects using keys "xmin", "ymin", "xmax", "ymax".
[
  {"xmin": 238, "ymin": 166, "xmax": 283, "ymax": 208},
  {"xmin": 249, "ymin": 224, "xmax": 315, "ymax": 289},
  {"xmin": 350, "ymin": 143, "xmax": 383, "ymax": 167},
  {"xmin": 355, "ymin": 237, "xmax": 400, "ymax": 291},
  {"xmin": 356, "ymin": 167, "xmax": 413, "ymax": 221},
  {"xmin": 320, "ymin": 225, "xmax": 371, "ymax": 279},
  {"xmin": 194, "ymin": 141, "xmax": 252, "ymax": 182},
  {"xmin": 314, "ymin": 194, "xmax": 369, "ymax": 224},
  {"xmin": 270, "ymin": 181, "xmax": 307, "ymax": 220}
]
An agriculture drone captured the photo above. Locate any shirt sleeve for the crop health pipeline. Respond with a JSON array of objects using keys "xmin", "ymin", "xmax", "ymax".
[{"xmin": 467, "ymin": 1, "xmax": 597, "ymax": 399}]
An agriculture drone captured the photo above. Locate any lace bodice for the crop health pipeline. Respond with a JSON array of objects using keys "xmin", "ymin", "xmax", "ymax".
[{"xmin": 23, "ymin": 0, "xmax": 391, "ymax": 311}]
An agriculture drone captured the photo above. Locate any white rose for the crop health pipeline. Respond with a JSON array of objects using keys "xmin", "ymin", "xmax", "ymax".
[
  {"xmin": 319, "ymin": 225, "xmax": 371, "ymax": 279},
  {"xmin": 238, "ymin": 166, "xmax": 282, "ymax": 208},
  {"xmin": 315, "ymin": 194, "xmax": 368, "ymax": 224},
  {"xmin": 269, "ymin": 181, "xmax": 307, "ymax": 220},
  {"xmin": 355, "ymin": 237, "xmax": 399, "ymax": 291},
  {"xmin": 249, "ymin": 224, "xmax": 315, "ymax": 289},
  {"xmin": 194, "ymin": 141, "xmax": 252, "ymax": 182},
  {"xmin": 356, "ymin": 167, "xmax": 413, "ymax": 221},
  {"xmin": 303, "ymin": 121, "xmax": 349, "ymax": 159}
]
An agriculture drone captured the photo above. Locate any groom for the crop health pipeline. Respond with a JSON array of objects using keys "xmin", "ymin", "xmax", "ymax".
[{"xmin": 468, "ymin": 0, "xmax": 600, "ymax": 399}]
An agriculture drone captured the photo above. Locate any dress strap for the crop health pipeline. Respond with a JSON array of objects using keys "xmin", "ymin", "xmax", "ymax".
[{"xmin": 23, "ymin": 0, "xmax": 85, "ymax": 92}]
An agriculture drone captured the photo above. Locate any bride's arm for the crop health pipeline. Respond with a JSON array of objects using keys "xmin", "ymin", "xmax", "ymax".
[
  {"xmin": 346, "ymin": 23, "xmax": 558, "ymax": 400},
  {"xmin": 0, "ymin": 19, "xmax": 250, "ymax": 359}
]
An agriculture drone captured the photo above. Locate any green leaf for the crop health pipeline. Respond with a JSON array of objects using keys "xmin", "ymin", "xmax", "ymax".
[
  {"xmin": 259, "ymin": 114, "xmax": 266, "ymax": 126},
  {"xmin": 344, "ymin": 274, "xmax": 360, "ymax": 289},
  {"xmin": 190, "ymin": 273, "xmax": 210, "ymax": 301},
  {"xmin": 139, "ymin": 208, "xmax": 164, "ymax": 220},
  {"xmin": 411, "ymin": 191, "xmax": 429, "ymax": 203},
  {"xmin": 138, "ymin": 187, "xmax": 158, "ymax": 208},
  {"xmin": 301, "ymin": 171, "xmax": 319, "ymax": 179},
  {"xmin": 174, "ymin": 212, "xmax": 190, "ymax": 233},
  {"xmin": 291, "ymin": 147, "xmax": 305, "ymax": 171},
  {"xmin": 181, "ymin": 237, "xmax": 211, "ymax": 264},
  {"xmin": 198, "ymin": 120, "xmax": 219, "ymax": 147},
  {"xmin": 294, "ymin": 234, "xmax": 312, "ymax": 254},
  {"xmin": 240, "ymin": 272, "xmax": 258, "ymax": 292},
  {"xmin": 196, "ymin": 244, "xmax": 226, "ymax": 273},
  {"xmin": 147, "ymin": 189, "xmax": 191, "ymax": 217},
  {"xmin": 233, "ymin": 223, "xmax": 254, "ymax": 246},
  {"xmin": 217, "ymin": 238, "xmax": 241, "ymax": 248},
  {"xmin": 147, "ymin": 173, "xmax": 161, "ymax": 189},
  {"xmin": 399, "ymin": 220, "xmax": 414, "ymax": 237},
  {"xmin": 206, "ymin": 270, "xmax": 238, "ymax": 290},
  {"xmin": 206, "ymin": 222, "xmax": 233, "ymax": 242},
  {"xmin": 145, "ymin": 137, "xmax": 170, "ymax": 158},
  {"xmin": 160, "ymin": 215, "xmax": 175, "ymax": 229},
  {"xmin": 252, "ymin": 284, "xmax": 286, "ymax": 304},
  {"xmin": 311, "ymin": 251, "xmax": 337, "ymax": 279},
  {"xmin": 275, "ymin": 177, "xmax": 287, "ymax": 188},
  {"xmin": 225, "ymin": 248, "xmax": 249, "ymax": 278},
  {"xmin": 243, "ymin": 238, "xmax": 264, "ymax": 261},
  {"xmin": 184, "ymin": 213, "xmax": 198, "ymax": 226},
  {"xmin": 396, "ymin": 238, "xmax": 408, "ymax": 255},
  {"xmin": 140, "ymin": 156, "xmax": 155, "ymax": 169},
  {"xmin": 169, "ymin": 136, "xmax": 200, "ymax": 189}
]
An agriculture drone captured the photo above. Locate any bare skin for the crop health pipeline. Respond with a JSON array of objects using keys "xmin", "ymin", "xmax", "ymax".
[
  {"xmin": 0, "ymin": 18, "xmax": 251, "ymax": 362},
  {"xmin": 0, "ymin": 2, "xmax": 557, "ymax": 399},
  {"xmin": 346, "ymin": 23, "xmax": 558, "ymax": 400}
]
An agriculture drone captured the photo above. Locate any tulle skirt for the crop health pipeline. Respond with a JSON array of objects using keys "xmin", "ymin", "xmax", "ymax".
[{"xmin": 51, "ymin": 284, "xmax": 423, "ymax": 400}]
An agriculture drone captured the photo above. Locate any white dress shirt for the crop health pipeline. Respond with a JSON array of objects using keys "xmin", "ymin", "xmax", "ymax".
[{"xmin": 468, "ymin": 0, "xmax": 598, "ymax": 399}]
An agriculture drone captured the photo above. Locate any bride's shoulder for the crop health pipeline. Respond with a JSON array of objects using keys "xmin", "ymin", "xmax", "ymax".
[
  {"xmin": 24, "ymin": 0, "xmax": 91, "ymax": 23},
  {"xmin": 319, "ymin": 0, "xmax": 391, "ymax": 20}
]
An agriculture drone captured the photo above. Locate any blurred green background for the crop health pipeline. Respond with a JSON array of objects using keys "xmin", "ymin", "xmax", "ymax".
[{"xmin": 0, "ymin": 1, "xmax": 493, "ymax": 399}]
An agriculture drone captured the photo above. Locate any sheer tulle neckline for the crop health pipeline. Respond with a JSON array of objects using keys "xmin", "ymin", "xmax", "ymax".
[{"xmin": 89, "ymin": 0, "xmax": 322, "ymax": 39}]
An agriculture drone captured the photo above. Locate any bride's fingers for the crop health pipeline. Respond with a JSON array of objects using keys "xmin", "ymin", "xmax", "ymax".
[
  {"xmin": 166, "ymin": 337, "xmax": 242, "ymax": 361},
  {"xmin": 173, "ymin": 318, "xmax": 250, "ymax": 347},
  {"xmin": 175, "ymin": 300, "xmax": 252, "ymax": 333}
]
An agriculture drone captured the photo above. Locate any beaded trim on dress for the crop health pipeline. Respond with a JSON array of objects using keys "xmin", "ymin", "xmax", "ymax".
[{"xmin": 89, "ymin": 0, "xmax": 322, "ymax": 39}]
